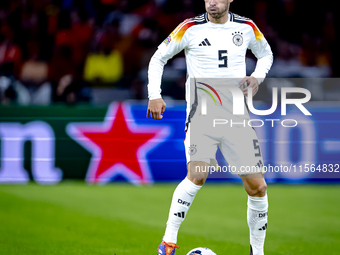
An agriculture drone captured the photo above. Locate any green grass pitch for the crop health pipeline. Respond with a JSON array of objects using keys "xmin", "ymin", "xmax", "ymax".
[{"xmin": 0, "ymin": 182, "xmax": 339, "ymax": 254}]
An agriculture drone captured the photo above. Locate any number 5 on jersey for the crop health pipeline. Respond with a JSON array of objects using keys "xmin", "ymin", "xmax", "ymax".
[{"xmin": 218, "ymin": 50, "xmax": 228, "ymax": 68}]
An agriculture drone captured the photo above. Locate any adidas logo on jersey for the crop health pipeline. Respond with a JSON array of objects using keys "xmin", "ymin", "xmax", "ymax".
[
  {"xmin": 174, "ymin": 211, "xmax": 185, "ymax": 218},
  {"xmin": 199, "ymin": 38, "xmax": 211, "ymax": 46}
]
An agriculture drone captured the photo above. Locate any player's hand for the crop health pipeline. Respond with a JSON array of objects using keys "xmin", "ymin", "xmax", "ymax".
[
  {"xmin": 147, "ymin": 98, "xmax": 166, "ymax": 120},
  {"xmin": 240, "ymin": 76, "xmax": 259, "ymax": 97}
]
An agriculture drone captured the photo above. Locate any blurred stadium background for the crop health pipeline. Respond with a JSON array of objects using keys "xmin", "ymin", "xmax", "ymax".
[
  {"xmin": 0, "ymin": 0, "xmax": 339, "ymax": 254},
  {"xmin": 0, "ymin": 0, "xmax": 339, "ymax": 104}
]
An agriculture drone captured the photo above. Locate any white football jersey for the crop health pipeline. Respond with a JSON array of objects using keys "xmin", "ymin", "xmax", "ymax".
[
  {"xmin": 160, "ymin": 12, "xmax": 271, "ymax": 77},
  {"xmin": 147, "ymin": 12, "xmax": 273, "ymax": 125}
]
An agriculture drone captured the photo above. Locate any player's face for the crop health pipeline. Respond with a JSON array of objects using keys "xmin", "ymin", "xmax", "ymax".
[{"xmin": 205, "ymin": 0, "xmax": 233, "ymax": 20}]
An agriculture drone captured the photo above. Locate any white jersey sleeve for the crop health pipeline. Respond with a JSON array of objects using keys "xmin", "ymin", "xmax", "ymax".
[
  {"xmin": 247, "ymin": 20, "xmax": 273, "ymax": 84},
  {"xmin": 148, "ymin": 13, "xmax": 274, "ymax": 99},
  {"xmin": 147, "ymin": 19, "xmax": 193, "ymax": 100}
]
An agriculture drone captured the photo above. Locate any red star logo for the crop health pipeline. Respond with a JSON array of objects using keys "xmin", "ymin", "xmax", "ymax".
[{"xmin": 67, "ymin": 103, "xmax": 170, "ymax": 184}]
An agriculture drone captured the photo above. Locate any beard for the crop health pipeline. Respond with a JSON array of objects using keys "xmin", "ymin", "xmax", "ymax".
[{"xmin": 207, "ymin": 2, "xmax": 229, "ymax": 20}]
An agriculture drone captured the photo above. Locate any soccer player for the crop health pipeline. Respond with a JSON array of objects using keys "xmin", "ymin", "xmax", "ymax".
[{"xmin": 147, "ymin": 0, "xmax": 273, "ymax": 254}]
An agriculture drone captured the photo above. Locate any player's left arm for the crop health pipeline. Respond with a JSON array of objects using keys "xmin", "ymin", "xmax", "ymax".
[
  {"xmin": 242, "ymin": 22, "xmax": 273, "ymax": 97},
  {"xmin": 240, "ymin": 76, "xmax": 260, "ymax": 97}
]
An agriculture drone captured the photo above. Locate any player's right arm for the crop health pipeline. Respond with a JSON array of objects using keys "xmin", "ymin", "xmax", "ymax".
[{"xmin": 147, "ymin": 19, "xmax": 191, "ymax": 120}]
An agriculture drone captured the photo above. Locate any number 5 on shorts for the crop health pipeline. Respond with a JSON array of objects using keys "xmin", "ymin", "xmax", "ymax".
[{"xmin": 253, "ymin": 139, "xmax": 261, "ymax": 157}]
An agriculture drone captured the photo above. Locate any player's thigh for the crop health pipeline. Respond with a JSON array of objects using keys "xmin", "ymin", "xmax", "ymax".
[
  {"xmin": 184, "ymin": 127, "xmax": 219, "ymax": 166},
  {"xmin": 184, "ymin": 127, "xmax": 219, "ymax": 184},
  {"xmin": 220, "ymin": 127, "xmax": 264, "ymax": 175}
]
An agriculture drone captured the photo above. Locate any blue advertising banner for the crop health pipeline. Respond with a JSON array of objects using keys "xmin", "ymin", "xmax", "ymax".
[{"xmin": 0, "ymin": 101, "xmax": 339, "ymax": 184}]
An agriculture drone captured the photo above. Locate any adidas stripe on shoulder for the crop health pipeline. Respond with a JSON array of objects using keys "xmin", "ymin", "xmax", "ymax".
[
  {"xmin": 169, "ymin": 13, "xmax": 208, "ymax": 43},
  {"xmin": 192, "ymin": 13, "xmax": 209, "ymax": 24},
  {"xmin": 232, "ymin": 12, "xmax": 250, "ymax": 21},
  {"xmin": 231, "ymin": 12, "xmax": 264, "ymax": 41}
]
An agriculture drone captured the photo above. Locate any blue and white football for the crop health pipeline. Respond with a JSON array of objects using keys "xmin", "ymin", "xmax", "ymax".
[{"xmin": 187, "ymin": 247, "xmax": 217, "ymax": 255}]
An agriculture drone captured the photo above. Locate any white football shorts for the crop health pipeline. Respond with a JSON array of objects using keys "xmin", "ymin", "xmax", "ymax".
[{"xmin": 184, "ymin": 115, "xmax": 264, "ymax": 175}]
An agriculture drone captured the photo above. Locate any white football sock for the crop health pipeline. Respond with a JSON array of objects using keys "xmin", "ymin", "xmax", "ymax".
[
  {"xmin": 163, "ymin": 177, "xmax": 202, "ymax": 243},
  {"xmin": 247, "ymin": 194, "xmax": 268, "ymax": 255}
]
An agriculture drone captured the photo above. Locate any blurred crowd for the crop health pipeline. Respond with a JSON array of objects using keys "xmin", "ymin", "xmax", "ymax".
[{"xmin": 0, "ymin": 0, "xmax": 338, "ymax": 105}]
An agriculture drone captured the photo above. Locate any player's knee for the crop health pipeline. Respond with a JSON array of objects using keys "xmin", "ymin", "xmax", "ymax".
[
  {"xmin": 258, "ymin": 182, "xmax": 267, "ymax": 196},
  {"xmin": 187, "ymin": 161, "xmax": 209, "ymax": 186},
  {"xmin": 247, "ymin": 182, "xmax": 267, "ymax": 197},
  {"xmin": 187, "ymin": 174, "xmax": 206, "ymax": 186},
  {"xmin": 189, "ymin": 177, "xmax": 206, "ymax": 186}
]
